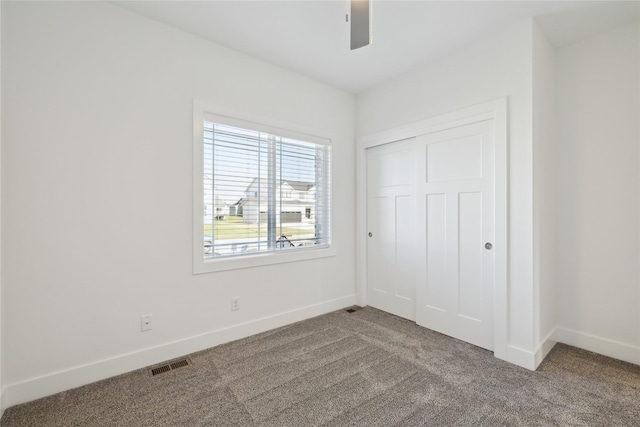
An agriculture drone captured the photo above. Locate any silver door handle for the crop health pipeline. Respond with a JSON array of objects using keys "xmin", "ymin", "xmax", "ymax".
[{"xmin": 485, "ymin": 242, "xmax": 493, "ymax": 250}]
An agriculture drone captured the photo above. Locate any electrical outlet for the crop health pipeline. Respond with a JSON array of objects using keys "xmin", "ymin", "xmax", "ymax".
[
  {"xmin": 141, "ymin": 314, "xmax": 152, "ymax": 332},
  {"xmin": 231, "ymin": 297, "xmax": 240, "ymax": 311}
]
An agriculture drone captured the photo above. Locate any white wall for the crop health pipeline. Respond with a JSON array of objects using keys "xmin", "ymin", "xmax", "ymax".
[
  {"xmin": 357, "ymin": 19, "xmax": 537, "ymax": 367},
  {"xmin": 2, "ymin": 1, "xmax": 355, "ymax": 406},
  {"xmin": 554, "ymin": 21, "xmax": 640, "ymax": 364},
  {"xmin": 532, "ymin": 21, "xmax": 557, "ymax": 364}
]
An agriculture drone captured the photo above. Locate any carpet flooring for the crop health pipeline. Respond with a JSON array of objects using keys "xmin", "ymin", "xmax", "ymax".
[{"xmin": 2, "ymin": 307, "xmax": 640, "ymax": 426}]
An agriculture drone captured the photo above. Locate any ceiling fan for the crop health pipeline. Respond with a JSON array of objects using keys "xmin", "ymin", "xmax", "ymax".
[{"xmin": 348, "ymin": 0, "xmax": 372, "ymax": 50}]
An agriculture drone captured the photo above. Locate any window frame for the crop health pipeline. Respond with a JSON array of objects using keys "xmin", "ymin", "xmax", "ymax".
[{"xmin": 193, "ymin": 100, "xmax": 336, "ymax": 274}]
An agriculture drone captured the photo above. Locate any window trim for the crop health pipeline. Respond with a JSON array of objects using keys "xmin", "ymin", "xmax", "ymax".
[{"xmin": 193, "ymin": 100, "xmax": 336, "ymax": 274}]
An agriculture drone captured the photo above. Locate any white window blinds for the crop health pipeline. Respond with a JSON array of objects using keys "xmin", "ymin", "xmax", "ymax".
[{"xmin": 203, "ymin": 120, "xmax": 331, "ymax": 258}]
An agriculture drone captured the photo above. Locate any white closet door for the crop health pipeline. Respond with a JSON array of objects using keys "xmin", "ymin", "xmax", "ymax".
[
  {"xmin": 415, "ymin": 120, "xmax": 495, "ymax": 350},
  {"xmin": 366, "ymin": 138, "xmax": 416, "ymax": 321}
]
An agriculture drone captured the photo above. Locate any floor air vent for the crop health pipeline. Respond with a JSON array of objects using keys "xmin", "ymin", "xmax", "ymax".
[
  {"xmin": 148, "ymin": 357, "xmax": 192, "ymax": 377},
  {"xmin": 346, "ymin": 306, "xmax": 363, "ymax": 313}
]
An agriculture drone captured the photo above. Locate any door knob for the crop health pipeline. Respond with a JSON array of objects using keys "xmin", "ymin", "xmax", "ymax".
[
  {"xmin": 368, "ymin": 232, "xmax": 373, "ymax": 237},
  {"xmin": 485, "ymin": 242, "xmax": 493, "ymax": 250}
]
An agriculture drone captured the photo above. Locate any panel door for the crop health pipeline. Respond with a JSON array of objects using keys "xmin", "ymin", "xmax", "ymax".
[
  {"xmin": 367, "ymin": 138, "xmax": 416, "ymax": 321},
  {"xmin": 415, "ymin": 120, "xmax": 495, "ymax": 350}
]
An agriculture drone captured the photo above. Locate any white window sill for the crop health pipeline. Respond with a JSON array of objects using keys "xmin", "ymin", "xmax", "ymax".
[{"xmin": 193, "ymin": 245, "xmax": 336, "ymax": 274}]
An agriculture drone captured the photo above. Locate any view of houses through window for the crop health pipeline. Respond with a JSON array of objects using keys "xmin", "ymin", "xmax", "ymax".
[{"xmin": 203, "ymin": 121, "xmax": 331, "ymax": 258}]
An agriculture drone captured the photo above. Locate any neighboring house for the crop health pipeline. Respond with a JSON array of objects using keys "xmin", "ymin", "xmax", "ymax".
[
  {"xmin": 229, "ymin": 198, "xmax": 245, "ymax": 217},
  {"xmin": 213, "ymin": 195, "xmax": 229, "ymax": 220},
  {"xmin": 241, "ymin": 178, "xmax": 315, "ymax": 224}
]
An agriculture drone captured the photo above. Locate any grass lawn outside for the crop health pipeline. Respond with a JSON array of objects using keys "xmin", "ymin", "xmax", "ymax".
[{"xmin": 204, "ymin": 216, "xmax": 314, "ymax": 240}]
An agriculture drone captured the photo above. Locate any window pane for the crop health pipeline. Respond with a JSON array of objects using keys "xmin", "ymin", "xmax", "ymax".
[{"xmin": 204, "ymin": 121, "xmax": 330, "ymax": 258}]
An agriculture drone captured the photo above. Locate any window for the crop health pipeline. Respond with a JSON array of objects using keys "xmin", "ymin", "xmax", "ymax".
[{"xmin": 193, "ymin": 102, "xmax": 333, "ymax": 273}]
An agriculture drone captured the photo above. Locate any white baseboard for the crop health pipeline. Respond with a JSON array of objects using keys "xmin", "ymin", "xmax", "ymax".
[
  {"xmin": 504, "ymin": 344, "xmax": 537, "ymax": 370},
  {"xmin": 534, "ymin": 328, "xmax": 557, "ymax": 368},
  {"xmin": 1, "ymin": 387, "xmax": 6, "ymax": 419},
  {"xmin": 3, "ymin": 295, "xmax": 356, "ymax": 409},
  {"xmin": 555, "ymin": 327, "xmax": 640, "ymax": 366},
  {"xmin": 497, "ymin": 330, "xmax": 557, "ymax": 371},
  {"xmin": 500, "ymin": 327, "xmax": 639, "ymax": 371}
]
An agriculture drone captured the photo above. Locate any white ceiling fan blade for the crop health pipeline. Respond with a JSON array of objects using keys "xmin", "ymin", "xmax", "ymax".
[{"xmin": 350, "ymin": 0, "xmax": 370, "ymax": 50}]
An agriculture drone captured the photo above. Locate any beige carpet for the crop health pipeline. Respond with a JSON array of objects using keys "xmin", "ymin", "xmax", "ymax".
[{"xmin": 2, "ymin": 307, "xmax": 640, "ymax": 426}]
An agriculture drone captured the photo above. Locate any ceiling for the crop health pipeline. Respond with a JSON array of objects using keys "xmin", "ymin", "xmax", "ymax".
[{"xmin": 113, "ymin": 1, "xmax": 640, "ymax": 93}]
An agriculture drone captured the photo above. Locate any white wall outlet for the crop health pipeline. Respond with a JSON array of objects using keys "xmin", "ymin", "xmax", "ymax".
[
  {"xmin": 231, "ymin": 297, "xmax": 240, "ymax": 311},
  {"xmin": 141, "ymin": 314, "xmax": 152, "ymax": 332}
]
